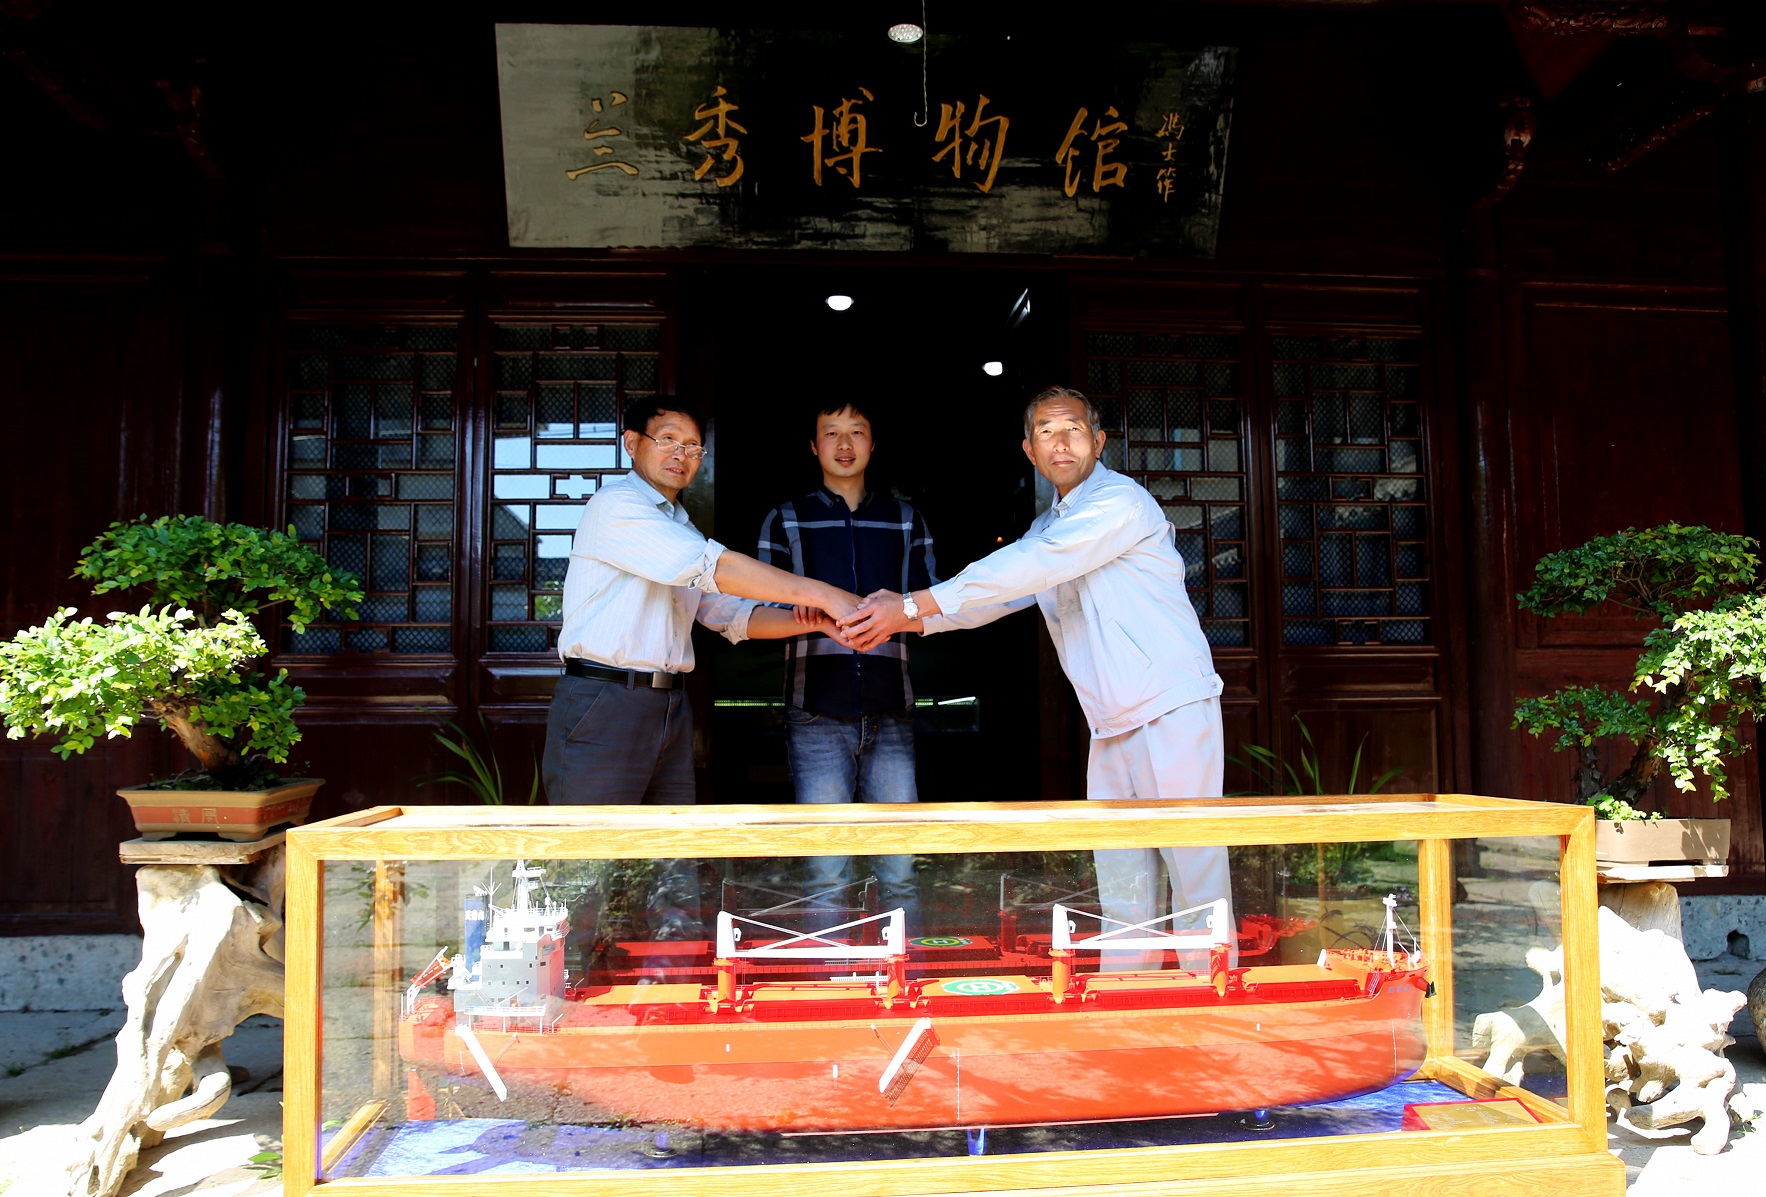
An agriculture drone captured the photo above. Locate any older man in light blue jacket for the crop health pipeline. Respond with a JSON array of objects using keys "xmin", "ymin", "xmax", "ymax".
[{"xmin": 841, "ymin": 386, "xmax": 1228, "ymax": 965}]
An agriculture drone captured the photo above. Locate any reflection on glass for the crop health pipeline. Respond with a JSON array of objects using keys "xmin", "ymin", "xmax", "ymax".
[
  {"xmin": 494, "ymin": 437, "xmax": 532, "ymax": 470},
  {"xmin": 492, "ymin": 475, "xmax": 549, "ymax": 500},
  {"xmin": 535, "ymin": 505, "xmax": 584, "ymax": 530},
  {"xmin": 416, "ymin": 505, "xmax": 453, "ymax": 539},
  {"xmin": 316, "ymin": 834, "xmax": 1566, "ymax": 1179},
  {"xmin": 535, "ymin": 535, "xmax": 572, "ymax": 567},
  {"xmin": 536, "ymin": 443, "xmax": 617, "ymax": 471},
  {"xmin": 490, "ymin": 585, "xmax": 527, "ymax": 620}
]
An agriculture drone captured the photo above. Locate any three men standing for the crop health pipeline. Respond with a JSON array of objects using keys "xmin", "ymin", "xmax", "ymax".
[
  {"xmin": 544, "ymin": 387, "xmax": 1227, "ymax": 955},
  {"xmin": 758, "ymin": 402, "xmax": 934, "ymax": 927}
]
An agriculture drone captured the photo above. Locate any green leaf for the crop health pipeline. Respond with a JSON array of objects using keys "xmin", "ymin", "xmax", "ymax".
[
  {"xmin": 1514, "ymin": 524, "xmax": 1765, "ymax": 805},
  {"xmin": 2, "ymin": 515, "xmax": 364, "ymax": 784}
]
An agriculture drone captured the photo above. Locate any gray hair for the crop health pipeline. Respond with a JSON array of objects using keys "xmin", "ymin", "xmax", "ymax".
[{"xmin": 1022, "ymin": 386, "xmax": 1104, "ymax": 439}]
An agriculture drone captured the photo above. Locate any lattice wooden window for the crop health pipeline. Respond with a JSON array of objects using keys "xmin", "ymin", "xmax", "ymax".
[
  {"xmin": 1084, "ymin": 331, "xmax": 1250, "ymax": 648},
  {"xmin": 283, "ymin": 324, "xmax": 458, "ymax": 654},
  {"xmin": 486, "ymin": 323, "xmax": 662, "ymax": 653},
  {"xmin": 1271, "ymin": 335, "xmax": 1428, "ymax": 646}
]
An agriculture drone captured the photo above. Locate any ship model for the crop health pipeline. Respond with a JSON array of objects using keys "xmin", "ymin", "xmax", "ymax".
[{"xmin": 399, "ymin": 861, "xmax": 1431, "ymax": 1134}]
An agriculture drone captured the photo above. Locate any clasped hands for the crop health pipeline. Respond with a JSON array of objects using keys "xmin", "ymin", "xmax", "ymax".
[{"xmin": 793, "ymin": 589, "xmax": 915, "ymax": 652}]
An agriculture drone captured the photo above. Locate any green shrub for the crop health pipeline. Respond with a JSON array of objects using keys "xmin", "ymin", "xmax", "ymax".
[
  {"xmin": 1513, "ymin": 523, "xmax": 1765, "ymax": 808},
  {"xmin": 0, "ymin": 516, "xmax": 362, "ymax": 789}
]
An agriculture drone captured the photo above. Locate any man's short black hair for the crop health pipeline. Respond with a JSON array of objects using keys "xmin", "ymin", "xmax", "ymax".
[
  {"xmin": 808, "ymin": 399, "xmax": 877, "ymax": 438},
  {"xmin": 624, "ymin": 395, "xmax": 705, "ymax": 438}
]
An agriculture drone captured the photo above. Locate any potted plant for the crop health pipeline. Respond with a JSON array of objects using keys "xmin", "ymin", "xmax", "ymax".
[
  {"xmin": 1227, "ymin": 715, "xmax": 1406, "ymax": 961},
  {"xmin": 0, "ymin": 515, "xmax": 362, "ymax": 841},
  {"xmin": 1513, "ymin": 523, "xmax": 1766, "ymax": 866}
]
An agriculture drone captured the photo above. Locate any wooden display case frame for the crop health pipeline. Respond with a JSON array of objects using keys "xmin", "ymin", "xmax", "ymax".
[{"xmin": 284, "ymin": 794, "xmax": 1624, "ymax": 1197}]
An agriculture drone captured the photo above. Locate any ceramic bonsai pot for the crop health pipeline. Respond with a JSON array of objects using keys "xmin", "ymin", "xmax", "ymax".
[
  {"xmin": 1594, "ymin": 816, "xmax": 1730, "ymax": 867},
  {"xmin": 116, "ymin": 778, "xmax": 323, "ymax": 842}
]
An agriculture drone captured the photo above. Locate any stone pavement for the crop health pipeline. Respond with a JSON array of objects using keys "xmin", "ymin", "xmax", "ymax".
[
  {"xmin": 0, "ymin": 962, "xmax": 1761, "ymax": 1196},
  {"xmin": 0, "ymin": 1012, "xmax": 282, "ymax": 1197}
]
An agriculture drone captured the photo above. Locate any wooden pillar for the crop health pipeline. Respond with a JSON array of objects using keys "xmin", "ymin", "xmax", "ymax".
[
  {"xmin": 1450, "ymin": 204, "xmax": 1520, "ymax": 806},
  {"xmin": 1718, "ymin": 31, "xmax": 1766, "ymax": 865},
  {"xmin": 176, "ymin": 177, "xmax": 233, "ymax": 520},
  {"xmin": 1720, "ymin": 75, "xmax": 1766, "ymax": 545}
]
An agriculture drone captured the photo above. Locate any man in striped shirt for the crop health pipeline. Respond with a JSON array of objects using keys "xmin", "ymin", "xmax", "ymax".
[{"xmin": 757, "ymin": 401, "xmax": 936, "ymax": 929}]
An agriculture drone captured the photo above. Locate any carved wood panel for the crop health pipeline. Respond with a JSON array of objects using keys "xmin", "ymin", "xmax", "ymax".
[
  {"xmin": 1071, "ymin": 275, "xmax": 1454, "ymax": 796},
  {"xmin": 1511, "ymin": 286, "xmax": 1740, "ymax": 648},
  {"xmin": 0, "ymin": 263, "xmax": 192, "ymax": 933},
  {"xmin": 281, "ymin": 322, "xmax": 463, "ymax": 657},
  {"xmin": 1503, "ymin": 283, "xmax": 1760, "ymax": 881},
  {"xmin": 482, "ymin": 321, "xmax": 663, "ymax": 655},
  {"xmin": 1282, "ymin": 703, "xmax": 1441, "ymax": 795},
  {"xmin": 260, "ymin": 267, "xmax": 680, "ymax": 832}
]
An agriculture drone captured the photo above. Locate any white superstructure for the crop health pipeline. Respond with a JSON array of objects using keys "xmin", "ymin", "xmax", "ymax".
[{"xmin": 448, "ymin": 860, "xmax": 570, "ymax": 1031}]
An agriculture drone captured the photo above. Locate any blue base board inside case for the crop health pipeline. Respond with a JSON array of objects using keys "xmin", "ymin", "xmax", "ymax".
[{"xmin": 325, "ymin": 1077, "xmax": 1513, "ymax": 1178}]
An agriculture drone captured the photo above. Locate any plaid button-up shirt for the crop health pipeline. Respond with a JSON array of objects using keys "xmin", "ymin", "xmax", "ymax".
[{"xmin": 758, "ymin": 486, "xmax": 937, "ymax": 717}]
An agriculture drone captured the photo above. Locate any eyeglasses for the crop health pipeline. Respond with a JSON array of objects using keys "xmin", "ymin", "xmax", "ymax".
[{"xmin": 636, "ymin": 432, "xmax": 709, "ymax": 462}]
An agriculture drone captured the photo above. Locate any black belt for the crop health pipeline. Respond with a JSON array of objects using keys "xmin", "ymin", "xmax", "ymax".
[{"xmin": 563, "ymin": 658, "xmax": 680, "ymax": 690}]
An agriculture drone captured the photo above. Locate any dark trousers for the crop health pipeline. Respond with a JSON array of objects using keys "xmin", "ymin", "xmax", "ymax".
[
  {"xmin": 541, "ymin": 675, "xmax": 695, "ymax": 806},
  {"xmin": 541, "ymin": 675, "xmax": 703, "ymax": 968}
]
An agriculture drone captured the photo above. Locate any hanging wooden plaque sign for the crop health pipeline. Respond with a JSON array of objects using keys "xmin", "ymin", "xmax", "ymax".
[{"xmin": 495, "ymin": 24, "xmax": 1236, "ymax": 256}]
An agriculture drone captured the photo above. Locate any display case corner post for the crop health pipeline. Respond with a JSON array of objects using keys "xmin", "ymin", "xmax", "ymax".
[
  {"xmin": 1417, "ymin": 836, "xmax": 1457, "ymax": 1059},
  {"xmin": 372, "ymin": 859, "xmax": 408, "ymax": 1094},
  {"xmin": 1559, "ymin": 810, "xmax": 1607, "ymax": 1140},
  {"xmin": 283, "ymin": 836, "xmax": 323, "ymax": 1196}
]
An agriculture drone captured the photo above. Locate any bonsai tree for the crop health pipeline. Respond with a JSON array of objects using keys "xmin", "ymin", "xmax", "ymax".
[
  {"xmin": 0, "ymin": 515, "xmax": 362, "ymax": 789},
  {"xmin": 1513, "ymin": 523, "xmax": 1766, "ymax": 816}
]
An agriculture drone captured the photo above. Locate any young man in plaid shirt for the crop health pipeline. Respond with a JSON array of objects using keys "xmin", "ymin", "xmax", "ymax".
[{"xmin": 758, "ymin": 401, "xmax": 936, "ymax": 931}]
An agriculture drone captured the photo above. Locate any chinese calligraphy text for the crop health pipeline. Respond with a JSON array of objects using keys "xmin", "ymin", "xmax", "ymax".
[
  {"xmin": 1155, "ymin": 110, "xmax": 1185, "ymax": 202},
  {"xmin": 1055, "ymin": 104, "xmax": 1128, "ymax": 198},
  {"xmin": 685, "ymin": 84, "xmax": 748, "ymax": 187},
  {"xmin": 567, "ymin": 91, "xmax": 639, "ymax": 180},
  {"xmin": 804, "ymin": 88, "xmax": 881, "ymax": 189},
  {"xmin": 932, "ymin": 94, "xmax": 1010, "ymax": 193}
]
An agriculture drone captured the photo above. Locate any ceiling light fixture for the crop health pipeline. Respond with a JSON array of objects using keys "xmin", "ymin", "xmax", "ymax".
[
  {"xmin": 892, "ymin": 1, "xmax": 929, "ymax": 127},
  {"xmin": 983, "ymin": 361, "xmax": 1004, "ymax": 376},
  {"xmin": 825, "ymin": 294, "xmax": 854, "ymax": 311}
]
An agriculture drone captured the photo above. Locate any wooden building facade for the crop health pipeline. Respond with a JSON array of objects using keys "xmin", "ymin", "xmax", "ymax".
[{"xmin": 4, "ymin": 1, "xmax": 1764, "ymax": 935}]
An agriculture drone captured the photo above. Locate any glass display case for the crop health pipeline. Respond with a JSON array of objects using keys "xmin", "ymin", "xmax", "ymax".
[{"xmin": 285, "ymin": 796, "xmax": 1624, "ymax": 1196}]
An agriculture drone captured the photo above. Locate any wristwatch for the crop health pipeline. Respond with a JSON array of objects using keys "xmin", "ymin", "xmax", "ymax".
[{"xmin": 901, "ymin": 592, "xmax": 921, "ymax": 622}]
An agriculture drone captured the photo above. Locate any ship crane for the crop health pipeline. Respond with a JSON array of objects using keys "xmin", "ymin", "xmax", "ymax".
[{"xmin": 1051, "ymin": 898, "xmax": 1234, "ymax": 999}]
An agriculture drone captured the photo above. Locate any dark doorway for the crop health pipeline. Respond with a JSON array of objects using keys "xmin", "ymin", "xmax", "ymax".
[{"xmin": 692, "ymin": 265, "xmax": 1059, "ymax": 805}]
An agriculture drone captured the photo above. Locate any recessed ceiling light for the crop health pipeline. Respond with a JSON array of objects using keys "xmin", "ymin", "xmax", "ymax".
[
  {"xmin": 888, "ymin": 23, "xmax": 924, "ymax": 44},
  {"xmin": 983, "ymin": 361, "xmax": 1004, "ymax": 376},
  {"xmin": 825, "ymin": 294, "xmax": 854, "ymax": 311}
]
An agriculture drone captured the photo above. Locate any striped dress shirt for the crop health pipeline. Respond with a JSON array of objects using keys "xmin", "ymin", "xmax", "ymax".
[{"xmin": 556, "ymin": 471, "xmax": 755, "ymax": 674}]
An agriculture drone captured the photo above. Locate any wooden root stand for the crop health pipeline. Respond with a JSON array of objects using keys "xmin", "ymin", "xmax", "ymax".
[
  {"xmin": 283, "ymin": 795, "xmax": 1627, "ymax": 1197},
  {"xmin": 64, "ymin": 836, "xmax": 286, "ymax": 1197}
]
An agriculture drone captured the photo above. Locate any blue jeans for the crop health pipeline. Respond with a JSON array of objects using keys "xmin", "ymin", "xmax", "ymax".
[{"xmin": 785, "ymin": 707, "xmax": 921, "ymax": 934}]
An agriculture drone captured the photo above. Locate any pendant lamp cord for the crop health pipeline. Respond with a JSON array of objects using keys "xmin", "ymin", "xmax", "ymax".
[{"xmin": 914, "ymin": 0, "xmax": 929, "ymax": 127}]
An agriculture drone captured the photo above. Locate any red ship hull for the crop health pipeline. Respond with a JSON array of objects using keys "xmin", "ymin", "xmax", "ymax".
[{"xmin": 400, "ymin": 951, "xmax": 1428, "ymax": 1133}]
